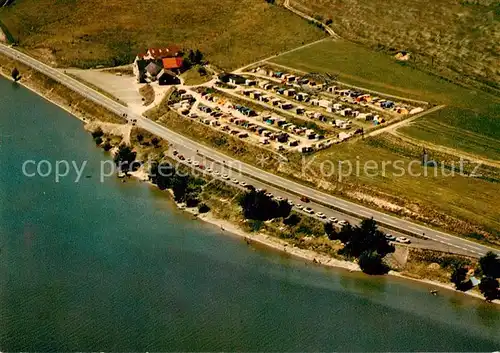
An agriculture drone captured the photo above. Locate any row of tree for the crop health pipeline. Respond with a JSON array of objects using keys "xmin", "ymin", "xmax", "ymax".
[
  {"xmin": 451, "ymin": 251, "xmax": 499, "ymax": 301},
  {"xmin": 182, "ymin": 49, "xmax": 205, "ymax": 71},
  {"xmin": 325, "ymin": 218, "xmax": 395, "ymax": 274},
  {"xmin": 238, "ymin": 190, "xmax": 292, "ymax": 221},
  {"xmin": 149, "ymin": 161, "xmax": 207, "ymax": 210}
]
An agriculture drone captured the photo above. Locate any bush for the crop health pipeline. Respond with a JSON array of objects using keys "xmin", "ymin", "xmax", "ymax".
[
  {"xmin": 479, "ymin": 277, "xmax": 499, "ymax": 301},
  {"xmin": 283, "ymin": 213, "xmax": 301, "ymax": 226},
  {"xmin": 103, "ymin": 141, "xmax": 112, "ymax": 151},
  {"xmin": 91, "ymin": 127, "xmax": 104, "ymax": 139},
  {"xmin": 94, "ymin": 136, "xmax": 103, "ymax": 145},
  {"xmin": 359, "ymin": 251, "xmax": 390, "ymax": 275},
  {"xmin": 239, "ymin": 190, "xmax": 292, "ymax": 221},
  {"xmin": 479, "ymin": 251, "xmax": 500, "ymax": 278},
  {"xmin": 198, "ymin": 203, "xmax": 210, "ymax": 213}
]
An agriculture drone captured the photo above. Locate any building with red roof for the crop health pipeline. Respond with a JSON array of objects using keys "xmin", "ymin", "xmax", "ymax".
[{"xmin": 162, "ymin": 57, "xmax": 184, "ymax": 72}]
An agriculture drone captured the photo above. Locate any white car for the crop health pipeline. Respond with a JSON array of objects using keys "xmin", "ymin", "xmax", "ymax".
[
  {"xmin": 275, "ymin": 196, "xmax": 284, "ymax": 201},
  {"xmin": 304, "ymin": 207, "xmax": 314, "ymax": 214},
  {"xmin": 315, "ymin": 212, "xmax": 326, "ymax": 219},
  {"xmin": 240, "ymin": 181, "xmax": 248, "ymax": 187},
  {"xmin": 338, "ymin": 220, "xmax": 348, "ymax": 226},
  {"xmin": 287, "ymin": 200, "xmax": 294, "ymax": 206},
  {"xmin": 186, "ymin": 158, "xmax": 192, "ymax": 164},
  {"xmin": 213, "ymin": 171, "xmax": 220, "ymax": 176},
  {"xmin": 192, "ymin": 160, "xmax": 199, "ymax": 167},
  {"xmin": 265, "ymin": 192, "xmax": 273, "ymax": 198},
  {"xmin": 231, "ymin": 178, "xmax": 239, "ymax": 184},
  {"xmin": 295, "ymin": 204, "xmax": 303, "ymax": 210},
  {"xmin": 206, "ymin": 168, "xmax": 213, "ymax": 173},
  {"xmin": 396, "ymin": 237, "xmax": 411, "ymax": 244},
  {"xmin": 385, "ymin": 234, "xmax": 396, "ymax": 241},
  {"xmin": 222, "ymin": 174, "xmax": 230, "ymax": 180},
  {"xmin": 328, "ymin": 217, "xmax": 338, "ymax": 224}
]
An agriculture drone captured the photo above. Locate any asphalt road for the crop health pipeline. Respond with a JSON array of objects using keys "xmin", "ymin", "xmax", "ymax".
[{"xmin": 2, "ymin": 43, "xmax": 498, "ymax": 258}]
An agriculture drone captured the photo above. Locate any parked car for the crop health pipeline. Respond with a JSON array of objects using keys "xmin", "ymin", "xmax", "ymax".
[
  {"xmin": 385, "ymin": 234, "xmax": 397, "ymax": 241},
  {"xmin": 338, "ymin": 220, "xmax": 348, "ymax": 226},
  {"xmin": 328, "ymin": 217, "xmax": 338, "ymax": 224},
  {"xmin": 222, "ymin": 174, "xmax": 230, "ymax": 180},
  {"xmin": 295, "ymin": 204, "xmax": 303, "ymax": 210},
  {"xmin": 396, "ymin": 237, "xmax": 411, "ymax": 244},
  {"xmin": 315, "ymin": 212, "xmax": 326, "ymax": 219},
  {"xmin": 186, "ymin": 158, "xmax": 192, "ymax": 164},
  {"xmin": 300, "ymin": 196, "xmax": 310, "ymax": 203},
  {"xmin": 178, "ymin": 155, "xmax": 185, "ymax": 160},
  {"xmin": 231, "ymin": 178, "xmax": 239, "ymax": 184},
  {"xmin": 173, "ymin": 150, "xmax": 179, "ymax": 156},
  {"xmin": 206, "ymin": 168, "xmax": 213, "ymax": 173},
  {"xmin": 304, "ymin": 207, "xmax": 314, "ymax": 214}
]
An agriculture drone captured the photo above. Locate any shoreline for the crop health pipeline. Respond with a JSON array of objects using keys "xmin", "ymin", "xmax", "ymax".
[{"xmin": 1, "ymin": 69, "xmax": 498, "ymax": 306}]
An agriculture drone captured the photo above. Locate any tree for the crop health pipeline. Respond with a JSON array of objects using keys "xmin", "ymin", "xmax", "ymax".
[
  {"xmin": 198, "ymin": 203, "xmax": 210, "ymax": 213},
  {"xmin": 103, "ymin": 141, "xmax": 112, "ymax": 151},
  {"xmin": 151, "ymin": 137, "xmax": 160, "ymax": 148},
  {"xmin": 451, "ymin": 265, "xmax": 468, "ymax": 290},
  {"xmin": 358, "ymin": 251, "xmax": 389, "ymax": 275},
  {"xmin": 185, "ymin": 192, "xmax": 200, "ymax": 208},
  {"xmin": 479, "ymin": 277, "xmax": 499, "ymax": 301},
  {"xmin": 94, "ymin": 136, "xmax": 103, "ymax": 145},
  {"xmin": 172, "ymin": 175, "xmax": 189, "ymax": 202},
  {"xmin": 479, "ymin": 251, "xmax": 500, "ymax": 278},
  {"xmin": 149, "ymin": 161, "xmax": 175, "ymax": 190},
  {"xmin": 340, "ymin": 218, "xmax": 394, "ymax": 258},
  {"xmin": 91, "ymin": 127, "xmax": 104, "ymax": 139},
  {"xmin": 324, "ymin": 221, "xmax": 336, "ymax": 240},
  {"xmin": 239, "ymin": 190, "xmax": 291, "ymax": 221},
  {"xmin": 325, "ymin": 18, "xmax": 333, "ymax": 25},
  {"xmin": 137, "ymin": 134, "xmax": 144, "ymax": 143},
  {"xmin": 11, "ymin": 67, "xmax": 20, "ymax": 81},
  {"xmin": 283, "ymin": 213, "xmax": 300, "ymax": 227},
  {"xmin": 114, "ymin": 144, "xmax": 136, "ymax": 171},
  {"xmin": 194, "ymin": 49, "xmax": 204, "ymax": 64}
]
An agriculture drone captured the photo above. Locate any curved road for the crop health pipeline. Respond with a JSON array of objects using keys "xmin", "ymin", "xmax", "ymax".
[{"xmin": 1, "ymin": 44, "xmax": 498, "ymax": 258}]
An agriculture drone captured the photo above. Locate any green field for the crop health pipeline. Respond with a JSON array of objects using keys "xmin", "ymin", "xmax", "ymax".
[
  {"xmin": 398, "ymin": 106, "xmax": 500, "ymax": 161},
  {"xmin": 289, "ymin": 0, "xmax": 500, "ymax": 92},
  {"xmin": 270, "ymin": 39, "xmax": 499, "ymax": 107},
  {"xmin": 0, "ymin": 0, "xmax": 324, "ymax": 70}
]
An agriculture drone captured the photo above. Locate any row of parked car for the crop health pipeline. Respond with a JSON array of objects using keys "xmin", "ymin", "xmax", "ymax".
[{"xmin": 173, "ymin": 150, "xmax": 412, "ymax": 244}]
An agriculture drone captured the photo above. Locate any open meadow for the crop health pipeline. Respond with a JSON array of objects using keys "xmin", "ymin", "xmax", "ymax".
[
  {"xmin": 0, "ymin": 0, "xmax": 324, "ymax": 70},
  {"xmin": 289, "ymin": 0, "xmax": 500, "ymax": 92},
  {"xmin": 398, "ymin": 106, "xmax": 500, "ymax": 161}
]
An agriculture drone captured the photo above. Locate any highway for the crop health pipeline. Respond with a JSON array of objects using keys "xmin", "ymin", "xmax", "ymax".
[{"xmin": 1, "ymin": 43, "xmax": 498, "ymax": 258}]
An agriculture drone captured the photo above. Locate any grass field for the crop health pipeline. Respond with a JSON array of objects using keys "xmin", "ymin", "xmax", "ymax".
[
  {"xmin": 290, "ymin": 0, "xmax": 500, "ymax": 92},
  {"xmin": 0, "ymin": 0, "xmax": 324, "ymax": 70},
  {"xmin": 270, "ymin": 39, "xmax": 499, "ymax": 107},
  {"xmin": 398, "ymin": 106, "xmax": 500, "ymax": 161}
]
